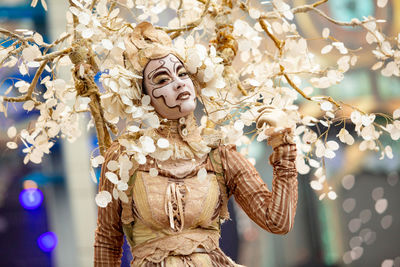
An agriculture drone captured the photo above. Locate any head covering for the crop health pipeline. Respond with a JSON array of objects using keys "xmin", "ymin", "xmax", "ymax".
[{"xmin": 124, "ymin": 22, "xmax": 183, "ymax": 75}]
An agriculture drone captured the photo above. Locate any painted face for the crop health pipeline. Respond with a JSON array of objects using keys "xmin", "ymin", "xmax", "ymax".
[{"xmin": 143, "ymin": 54, "xmax": 196, "ymax": 120}]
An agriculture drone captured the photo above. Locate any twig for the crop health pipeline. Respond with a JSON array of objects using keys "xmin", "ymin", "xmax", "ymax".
[
  {"xmin": 0, "ymin": 27, "xmax": 30, "ymax": 42},
  {"xmin": 35, "ymin": 47, "xmax": 73, "ymax": 61},
  {"xmin": 44, "ymin": 33, "xmax": 72, "ymax": 53},
  {"xmin": 160, "ymin": 0, "xmax": 211, "ymax": 39},
  {"xmin": 3, "ymin": 60, "xmax": 48, "ymax": 102},
  {"xmin": 90, "ymin": 0, "xmax": 98, "ymax": 11}
]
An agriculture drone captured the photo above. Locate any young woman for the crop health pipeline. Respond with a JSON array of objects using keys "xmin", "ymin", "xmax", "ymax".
[{"xmin": 94, "ymin": 22, "xmax": 298, "ymax": 267}]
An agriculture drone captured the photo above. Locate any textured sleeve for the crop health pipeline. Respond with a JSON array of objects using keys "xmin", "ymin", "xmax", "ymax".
[
  {"xmin": 220, "ymin": 134, "xmax": 298, "ymax": 234},
  {"xmin": 94, "ymin": 142, "xmax": 124, "ymax": 266}
]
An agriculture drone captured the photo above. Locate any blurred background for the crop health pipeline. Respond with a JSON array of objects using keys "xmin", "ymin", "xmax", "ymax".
[{"xmin": 0, "ymin": 0, "xmax": 399, "ymax": 266}]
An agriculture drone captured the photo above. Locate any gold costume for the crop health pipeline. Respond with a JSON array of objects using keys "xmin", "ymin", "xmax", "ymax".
[
  {"xmin": 94, "ymin": 117, "xmax": 298, "ymax": 266},
  {"xmin": 94, "ymin": 21, "xmax": 298, "ymax": 267}
]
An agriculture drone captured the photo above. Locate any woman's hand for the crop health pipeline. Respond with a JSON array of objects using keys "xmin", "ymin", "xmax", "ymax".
[{"xmin": 256, "ymin": 106, "xmax": 295, "ymax": 148}]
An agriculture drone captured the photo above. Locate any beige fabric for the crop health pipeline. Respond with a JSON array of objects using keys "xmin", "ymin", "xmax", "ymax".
[
  {"xmin": 94, "ymin": 121, "xmax": 298, "ymax": 266},
  {"xmin": 124, "ymin": 22, "xmax": 184, "ymax": 75}
]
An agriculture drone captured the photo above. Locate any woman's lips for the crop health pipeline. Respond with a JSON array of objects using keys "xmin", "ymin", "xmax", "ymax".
[{"xmin": 176, "ymin": 91, "xmax": 191, "ymax": 100}]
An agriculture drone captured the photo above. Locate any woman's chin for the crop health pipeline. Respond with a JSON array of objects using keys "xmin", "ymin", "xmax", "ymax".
[{"xmin": 178, "ymin": 101, "xmax": 196, "ymax": 116}]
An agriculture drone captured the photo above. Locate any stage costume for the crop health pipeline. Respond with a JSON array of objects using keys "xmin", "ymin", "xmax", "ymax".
[
  {"xmin": 94, "ymin": 116, "xmax": 297, "ymax": 266},
  {"xmin": 94, "ymin": 21, "xmax": 298, "ymax": 267}
]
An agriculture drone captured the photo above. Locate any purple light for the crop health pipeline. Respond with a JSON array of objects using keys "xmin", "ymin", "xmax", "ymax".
[
  {"xmin": 19, "ymin": 188, "xmax": 43, "ymax": 210},
  {"xmin": 37, "ymin": 232, "xmax": 57, "ymax": 252}
]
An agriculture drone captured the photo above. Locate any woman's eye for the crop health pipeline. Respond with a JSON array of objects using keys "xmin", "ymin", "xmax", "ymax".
[
  {"xmin": 154, "ymin": 76, "xmax": 170, "ymax": 84},
  {"xmin": 178, "ymin": 71, "xmax": 188, "ymax": 77}
]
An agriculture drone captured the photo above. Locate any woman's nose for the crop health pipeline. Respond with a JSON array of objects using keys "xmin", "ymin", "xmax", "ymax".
[{"xmin": 174, "ymin": 78, "xmax": 185, "ymax": 90}]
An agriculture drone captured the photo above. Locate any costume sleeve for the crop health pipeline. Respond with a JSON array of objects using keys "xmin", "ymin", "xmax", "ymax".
[
  {"xmin": 94, "ymin": 142, "xmax": 124, "ymax": 266},
  {"xmin": 219, "ymin": 131, "xmax": 298, "ymax": 234}
]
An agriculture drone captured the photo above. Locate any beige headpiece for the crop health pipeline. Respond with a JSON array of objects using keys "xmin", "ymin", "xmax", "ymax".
[{"xmin": 124, "ymin": 22, "xmax": 183, "ymax": 74}]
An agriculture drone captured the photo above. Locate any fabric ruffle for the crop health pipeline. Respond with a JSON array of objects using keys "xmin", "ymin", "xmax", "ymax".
[{"xmin": 131, "ymin": 229, "xmax": 220, "ymax": 266}]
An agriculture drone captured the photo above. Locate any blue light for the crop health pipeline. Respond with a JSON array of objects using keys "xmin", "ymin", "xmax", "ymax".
[
  {"xmin": 19, "ymin": 188, "xmax": 43, "ymax": 210},
  {"xmin": 37, "ymin": 232, "xmax": 57, "ymax": 252}
]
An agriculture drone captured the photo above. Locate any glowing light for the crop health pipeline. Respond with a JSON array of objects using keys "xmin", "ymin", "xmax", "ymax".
[
  {"xmin": 19, "ymin": 188, "xmax": 43, "ymax": 210},
  {"xmin": 37, "ymin": 232, "xmax": 57, "ymax": 252},
  {"xmin": 23, "ymin": 180, "xmax": 38, "ymax": 189}
]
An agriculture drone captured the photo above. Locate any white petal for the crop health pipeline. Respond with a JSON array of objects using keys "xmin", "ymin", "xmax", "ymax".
[
  {"xmin": 107, "ymin": 160, "xmax": 119, "ymax": 171},
  {"xmin": 91, "ymin": 155, "xmax": 105, "ymax": 167},
  {"xmin": 375, "ymin": 198, "xmax": 388, "ymax": 214},
  {"xmin": 105, "ymin": 172, "xmax": 119, "ymax": 184},
  {"xmin": 321, "ymin": 45, "xmax": 333, "ymax": 54},
  {"xmin": 310, "ymin": 180, "xmax": 323, "ymax": 190},
  {"xmin": 322, "ymin": 28, "xmax": 330, "ymax": 38},
  {"xmin": 309, "ymin": 159, "xmax": 320, "ymax": 168},
  {"xmin": 315, "ymin": 143, "xmax": 325, "ymax": 158},
  {"xmin": 82, "ymin": 28, "xmax": 94, "ymax": 38},
  {"xmin": 393, "ymin": 108, "xmax": 400, "ymax": 119},
  {"xmin": 149, "ymin": 168, "xmax": 158, "ymax": 177},
  {"xmin": 95, "ymin": 191, "xmax": 112, "ymax": 207},
  {"xmin": 324, "ymin": 149, "xmax": 336, "ymax": 159},
  {"xmin": 377, "ymin": 0, "xmax": 388, "ymax": 8},
  {"xmin": 249, "ymin": 8, "xmax": 261, "ymax": 19},
  {"xmin": 326, "ymin": 140, "xmax": 339, "ymax": 151},
  {"xmin": 101, "ymin": 39, "xmax": 113, "ymax": 50},
  {"xmin": 7, "ymin": 141, "xmax": 18, "ymax": 149},
  {"xmin": 345, "ymin": 134, "xmax": 355, "ymax": 145},
  {"xmin": 157, "ymin": 138, "xmax": 169, "ymax": 149},
  {"xmin": 127, "ymin": 125, "xmax": 140, "ymax": 132},
  {"xmin": 320, "ymin": 101, "xmax": 333, "ymax": 111},
  {"xmin": 384, "ymin": 146, "xmax": 393, "ymax": 159},
  {"xmin": 135, "ymin": 153, "xmax": 146, "ymax": 164},
  {"xmin": 327, "ymin": 191, "xmax": 337, "ymax": 200},
  {"xmin": 234, "ymin": 120, "xmax": 244, "ymax": 131},
  {"xmin": 90, "ymin": 167, "xmax": 97, "ymax": 183},
  {"xmin": 117, "ymin": 181, "xmax": 128, "ymax": 191},
  {"xmin": 7, "ymin": 126, "xmax": 17, "ymax": 138},
  {"xmin": 371, "ymin": 61, "xmax": 383, "ymax": 70}
]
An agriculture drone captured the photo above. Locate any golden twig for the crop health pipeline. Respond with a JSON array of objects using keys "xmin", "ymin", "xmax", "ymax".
[
  {"xmin": 35, "ymin": 47, "xmax": 73, "ymax": 61},
  {"xmin": 90, "ymin": 0, "xmax": 98, "ymax": 11},
  {"xmin": 161, "ymin": 0, "xmax": 211, "ymax": 39},
  {"xmin": 44, "ymin": 33, "xmax": 72, "ymax": 53},
  {"xmin": 3, "ymin": 60, "xmax": 48, "ymax": 103},
  {"xmin": 0, "ymin": 27, "xmax": 30, "ymax": 42}
]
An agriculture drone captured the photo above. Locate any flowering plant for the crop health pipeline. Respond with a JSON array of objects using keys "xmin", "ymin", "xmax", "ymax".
[{"xmin": 1, "ymin": 0, "xmax": 399, "ymax": 205}]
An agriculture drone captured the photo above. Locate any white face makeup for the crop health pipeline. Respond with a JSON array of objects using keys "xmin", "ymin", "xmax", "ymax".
[{"xmin": 143, "ymin": 54, "xmax": 196, "ymax": 120}]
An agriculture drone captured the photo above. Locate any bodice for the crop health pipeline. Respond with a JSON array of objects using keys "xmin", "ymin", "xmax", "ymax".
[{"xmin": 131, "ymin": 170, "xmax": 221, "ymax": 234}]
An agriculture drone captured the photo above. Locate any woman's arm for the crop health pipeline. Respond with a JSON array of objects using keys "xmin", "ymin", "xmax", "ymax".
[
  {"xmin": 94, "ymin": 142, "xmax": 124, "ymax": 266},
  {"xmin": 219, "ymin": 129, "xmax": 298, "ymax": 234}
]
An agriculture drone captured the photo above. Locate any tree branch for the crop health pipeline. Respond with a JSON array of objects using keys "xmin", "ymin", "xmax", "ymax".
[
  {"xmin": 35, "ymin": 47, "xmax": 72, "ymax": 61},
  {"xmin": 3, "ymin": 59, "xmax": 48, "ymax": 102},
  {"xmin": 159, "ymin": 0, "xmax": 211, "ymax": 39}
]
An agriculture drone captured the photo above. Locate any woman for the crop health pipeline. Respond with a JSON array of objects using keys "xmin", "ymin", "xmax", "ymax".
[{"xmin": 94, "ymin": 22, "xmax": 298, "ymax": 267}]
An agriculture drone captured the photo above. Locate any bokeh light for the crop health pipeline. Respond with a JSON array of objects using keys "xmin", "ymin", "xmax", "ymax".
[
  {"xmin": 37, "ymin": 232, "xmax": 57, "ymax": 252},
  {"xmin": 23, "ymin": 180, "xmax": 38, "ymax": 189},
  {"xmin": 19, "ymin": 188, "xmax": 43, "ymax": 210}
]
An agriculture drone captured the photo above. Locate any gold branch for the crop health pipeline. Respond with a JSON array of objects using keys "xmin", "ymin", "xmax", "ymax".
[
  {"xmin": 0, "ymin": 27, "xmax": 29, "ymax": 42},
  {"xmin": 3, "ymin": 60, "xmax": 48, "ymax": 103},
  {"xmin": 35, "ymin": 47, "xmax": 73, "ymax": 61},
  {"xmin": 160, "ymin": 0, "xmax": 211, "ymax": 39},
  {"xmin": 90, "ymin": 0, "xmax": 98, "ymax": 11},
  {"xmin": 258, "ymin": 19, "xmax": 282, "ymax": 50},
  {"xmin": 44, "ymin": 33, "xmax": 72, "ymax": 53}
]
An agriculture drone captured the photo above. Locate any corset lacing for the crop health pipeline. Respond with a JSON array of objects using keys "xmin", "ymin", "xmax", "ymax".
[{"xmin": 165, "ymin": 180, "xmax": 189, "ymax": 232}]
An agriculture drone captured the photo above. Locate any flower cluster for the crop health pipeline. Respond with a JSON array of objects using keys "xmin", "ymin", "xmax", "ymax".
[{"xmin": 0, "ymin": 0, "xmax": 397, "ymax": 208}]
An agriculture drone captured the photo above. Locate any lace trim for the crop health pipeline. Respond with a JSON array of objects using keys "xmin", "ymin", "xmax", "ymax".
[{"xmin": 131, "ymin": 229, "xmax": 220, "ymax": 265}]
